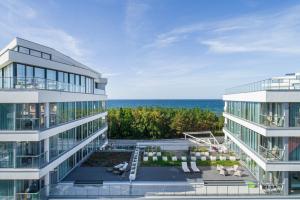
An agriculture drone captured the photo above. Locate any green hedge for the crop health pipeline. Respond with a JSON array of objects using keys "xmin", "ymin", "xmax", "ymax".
[{"xmin": 108, "ymin": 107, "xmax": 224, "ymax": 139}]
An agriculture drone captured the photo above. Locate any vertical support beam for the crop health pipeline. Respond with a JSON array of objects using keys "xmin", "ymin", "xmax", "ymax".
[
  {"xmin": 282, "ymin": 103, "xmax": 289, "ymax": 196},
  {"xmin": 44, "ymin": 138, "xmax": 50, "ymax": 163},
  {"xmin": 44, "ymin": 173, "xmax": 50, "ymax": 197},
  {"xmin": 282, "ymin": 171, "xmax": 289, "ymax": 196},
  {"xmin": 45, "ymin": 102, "xmax": 50, "ymax": 129}
]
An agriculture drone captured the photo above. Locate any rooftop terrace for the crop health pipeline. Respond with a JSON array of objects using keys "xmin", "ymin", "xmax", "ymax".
[{"xmin": 224, "ymin": 73, "xmax": 300, "ymax": 94}]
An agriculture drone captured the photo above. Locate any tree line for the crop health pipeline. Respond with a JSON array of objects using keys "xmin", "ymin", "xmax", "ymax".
[{"xmin": 108, "ymin": 107, "xmax": 224, "ymax": 139}]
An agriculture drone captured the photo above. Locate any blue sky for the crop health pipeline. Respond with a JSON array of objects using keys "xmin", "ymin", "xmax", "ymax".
[{"xmin": 1, "ymin": 0, "xmax": 300, "ymax": 99}]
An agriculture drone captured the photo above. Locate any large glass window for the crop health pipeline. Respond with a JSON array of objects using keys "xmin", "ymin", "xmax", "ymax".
[
  {"xmin": 15, "ymin": 103, "xmax": 45, "ymax": 130},
  {"xmin": 19, "ymin": 46, "xmax": 29, "ymax": 54},
  {"xmin": 35, "ymin": 67, "xmax": 45, "ymax": 89},
  {"xmin": 47, "ymin": 69, "xmax": 57, "ymax": 90},
  {"xmin": 26, "ymin": 66, "xmax": 34, "ymax": 88},
  {"xmin": 289, "ymin": 137, "xmax": 300, "ymax": 161},
  {"xmin": 15, "ymin": 64, "xmax": 25, "ymax": 88},
  {"xmin": 0, "ymin": 142, "xmax": 14, "ymax": 168},
  {"xmin": 0, "ymin": 104, "xmax": 14, "ymax": 130}
]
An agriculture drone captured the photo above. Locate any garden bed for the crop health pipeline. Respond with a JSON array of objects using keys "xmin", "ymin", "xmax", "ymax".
[
  {"xmin": 196, "ymin": 160, "xmax": 240, "ymax": 166},
  {"xmin": 81, "ymin": 151, "xmax": 132, "ymax": 167}
]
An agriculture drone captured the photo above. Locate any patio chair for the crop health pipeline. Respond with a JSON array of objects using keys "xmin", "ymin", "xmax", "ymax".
[
  {"xmin": 181, "ymin": 162, "xmax": 190, "ymax": 173},
  {"xmin": 190, "ymin": 162, "xmax": 200, "ymax": 173},
  {"xmin": 200, "ymin": 156, "xmax": 206, "ymax": 161},
  {"xmin": 157, "ymin": 152, "xmax": 162, "ymax": 156},
  {"xmin": 233, "ymin": 170, "xmax": 242, "ymax": 177},
  {"xmin": 229, "ymin": 156, "xmax": 236, "ymax": 161},
  {"xmin": 153, "ymin": 156, "xmax": 158, "ymax": 161},
  {"xmin": 204, "ymin": 152, "xmax": 209, "ymax": 156},
  {"xmin": 162, "ymin": 156, "xmax": 168, "ymax": 161},
  {"xmin": 219, "ymin": 169, "xmax": 228, "ymax": 176},
  {"xmin": 210, "ymin": 156, "xmax": 216, "ymax": 161},
  {"xmin": 181, "ymin": 156, "xmax": 187, "ymax": 161},
  {"xmin": 172, "ymin": 156, "xmax": 177, "ymax": 161},
  {"xmin": 219, "ymin": 156, "xmax": 226, "ymax": 161},
  {"xmin": 216, "ymin": 164, "xmax": 224, "ymax": 171},
  {"xmin": 191, "ymin": 156, "xmax": 196, "ymax": 161},
  {"xmin": 233, "ymin": 165, "xmax": 239, "ymax": 171},
  {"xmin": 143, "ymin": 157, "xmax": 148, "ymax": 162},
  {"xmin": 195, "ymin": 152, "xmax": 201, "ymax": 157}
]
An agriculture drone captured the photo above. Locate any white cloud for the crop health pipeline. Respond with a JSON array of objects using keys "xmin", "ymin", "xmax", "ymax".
[
  {"xmin": 0, "ymin": 0, "xmax": 88, "ymax": 62},
  {"xmin": 147, "ymin": 4, "xmax": 300, "ymax": 54},
  {"xmin": 124, "ymin": 0, "xmax": 150, "ymax": 38}
]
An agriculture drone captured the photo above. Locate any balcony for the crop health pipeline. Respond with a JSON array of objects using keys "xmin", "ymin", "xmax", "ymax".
[
  {"xmin": 0, "ymin": 77, "xmax": 105, "ymax": 95},
  {"xmin": 223, "ymin": 128, "xmax": 285, "ymax": 162},
  {"xmin": 15, "ymin": 151, "xmax": 48, "ymax": 168},
  {"xmin": 225, "ymin": 77, "xmax": 300, "ymax": 94}
]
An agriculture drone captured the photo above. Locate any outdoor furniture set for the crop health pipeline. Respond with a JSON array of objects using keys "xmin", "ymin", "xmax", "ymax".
[{"xmin": 217, "ymin": 164, "xmax": 244, "ymax": 177}]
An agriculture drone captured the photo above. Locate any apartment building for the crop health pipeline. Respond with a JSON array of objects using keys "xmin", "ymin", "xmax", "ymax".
[
  {"xmin": 0, "ymin": 38, "xmax": 108, "ymax": 199},
  {"xmin": 223, "ymin": 73, "xmax": 300, "ymax": 195}
]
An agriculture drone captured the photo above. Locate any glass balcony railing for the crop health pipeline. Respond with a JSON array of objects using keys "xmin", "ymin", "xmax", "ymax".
[
  {"xmin": 15, "ymin": 151, "xmax": 48, "ymax": 168},
  {"xmin": 223, "ymin": 128, "xmax": 285, "ymax": 162},
  {"xmin": 225, "ymin": 78, "xmax": 300, "ymax": 94},
  {"xmin": 259, "ymin": 114, "xmax": 285, "ymax": 127},
  {"xmin": 0, "ymin": 77, "xmax": 105, "ymax": 94},
  {"xmin": 15, "ymin": 117, "xmax": 46, "ymax": 130}
]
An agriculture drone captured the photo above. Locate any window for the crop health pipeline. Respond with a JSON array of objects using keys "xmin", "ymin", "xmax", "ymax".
[
  {"xmin": 15, "ymin": 64, "xmax": 25, "ymax": 88},
  {"xmin": 42, "ymin": 53, "xmax": 51, "ymax": 60},
  {"xmin": 35, "ymin": 67, "xmax": 45, "ymax": 89},
  {"xmin": 46, "ymin": 69, "xmax": 57, "ymax": 90},
  {"xmin": 30, "ymin": 49, "xmax": 41, "ymax": 57},
  {"xmin": 19, "ymin": 46, "xmax": 29, "ymax": 54}
]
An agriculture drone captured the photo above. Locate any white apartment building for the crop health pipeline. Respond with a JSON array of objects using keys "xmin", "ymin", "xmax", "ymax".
[
  {"xmin": 223, "ymin": 73, "xmax": 300, "ymax": 196},
  {"xmin": 0, "ymin": 38, "xmax": 108, "ymax": 199}
]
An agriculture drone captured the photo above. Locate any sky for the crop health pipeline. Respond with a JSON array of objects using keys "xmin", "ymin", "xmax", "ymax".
[{"xmin": 1, "ymin": 0, "xmax": 300, "ymax": 99}]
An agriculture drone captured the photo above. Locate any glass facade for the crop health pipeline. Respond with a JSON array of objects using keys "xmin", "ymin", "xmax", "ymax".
[
  {"xmin": 226, "ymin": 101, "xmax": 284, "ymax": 127},
  {"xmin": 0, "ymin": 101, "xmax": 105, "ymax": 131},
  {"xmin": 49, "ymin": 100, "xmax": 105, "ymax": 127},
  {"xmin": 57, "ymin": 134, "xmax": 106, "ymax": 181},
  {"xmin": 49, "ymin": 117, "xmax": 106, "ymax": 160},
  {"xmin": 0, "ymin": 141, "xmax": 46, "ymax": 168},
  {"xmin": 0, "ymin": 62, "xmax": 99, "ymax": 94},
  {"xmin": 289, "ymin": 137, "xmax": 300, "ymax": 161},
  {"xmin": 225, "ymin": 119, "xmax": 283, "ymax": 160},
  {"xmin": 0, "ymin": 179, "xmax": 45, "ymax": 199}
]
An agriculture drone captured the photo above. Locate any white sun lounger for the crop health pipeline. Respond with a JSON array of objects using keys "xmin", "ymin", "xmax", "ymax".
[
  {"xmin": 190, "ymin": 162, "xmax": 200, "ymax": 172},
  {"xmin": 181, "ymin": 162, "xmax": 190, "ymax": 173},
  {"xmin": 113, "ymin": 163, "xmax": 124, "ymax": 169},
  {"xmin": 119, "ymin": 162, "xmax": 128, "ymax": 171}
]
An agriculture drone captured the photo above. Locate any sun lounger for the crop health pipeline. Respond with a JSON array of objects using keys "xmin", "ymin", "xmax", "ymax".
[
  {"xmin": 181, "ymin": 156, "xmax": 187, "ymax": 161},
  {"xmin": 172, "ymin": 156, "xmax": 177, "ymax": 161},
  {"xmin": 162, "ymin": 156, "xmax": 168, "ymax": 161},
  {"xmin": 219, "ymin": 156, "xmax": 226, "ymax": 161},
  {"xmin": 191, "ymin": 156, "xmax": 196, "ymax": 161},
  {"xmin": 119, "ymin": 162, "xmax": 128, "ymax": 171},
  {"xmin": 153, "ymin": 156, "xmax": 158, "ymax": 161},
  {"xmin": 157, "ymin": 152, "xmax": 161, "ymax": 156},
  {"xmin": 190, "ymin": 162, "xmax": 200, "ymax": 172},
  {"xmin": 201, "ymin": 156, "xmax": 206, "ymax": 161},
  {"xmin": 195, "ymin": 152, "xmax": 201, "ymax": 157},
  {"xmin": 181, "ymin": 162, "xmax": 190, "ymax": 173},
  {"xmin": 143, "ymin": 157, "xmax": 148, "ymax": 161},
  {"xmin": 113, "ymin": 163, "xmax": 124, "ymax": 169}
]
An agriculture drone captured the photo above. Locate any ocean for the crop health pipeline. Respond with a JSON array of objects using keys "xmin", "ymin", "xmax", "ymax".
[{"xmin": 107, "ymin": 99, "xmax": 224, "ymax": 115}]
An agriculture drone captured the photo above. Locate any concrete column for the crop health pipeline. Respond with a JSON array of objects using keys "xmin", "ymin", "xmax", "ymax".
[
  {"xmin": 45, "ymin": 102, "xmax": 50, "ymax": 128},
  {"xmin": 283, "ymin": 103, "xmax": 289, "ymax": 128},
  {"xmin": 44, "ymin": 138, "xmax": 50, "ymax": 163},
  {"xmin": 282, "ymin": 171, "xmax": 289, "ymax": 196},
  {"xmin": 44, "ymin": 173, "xmax": 50, "ymax": 197}
]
